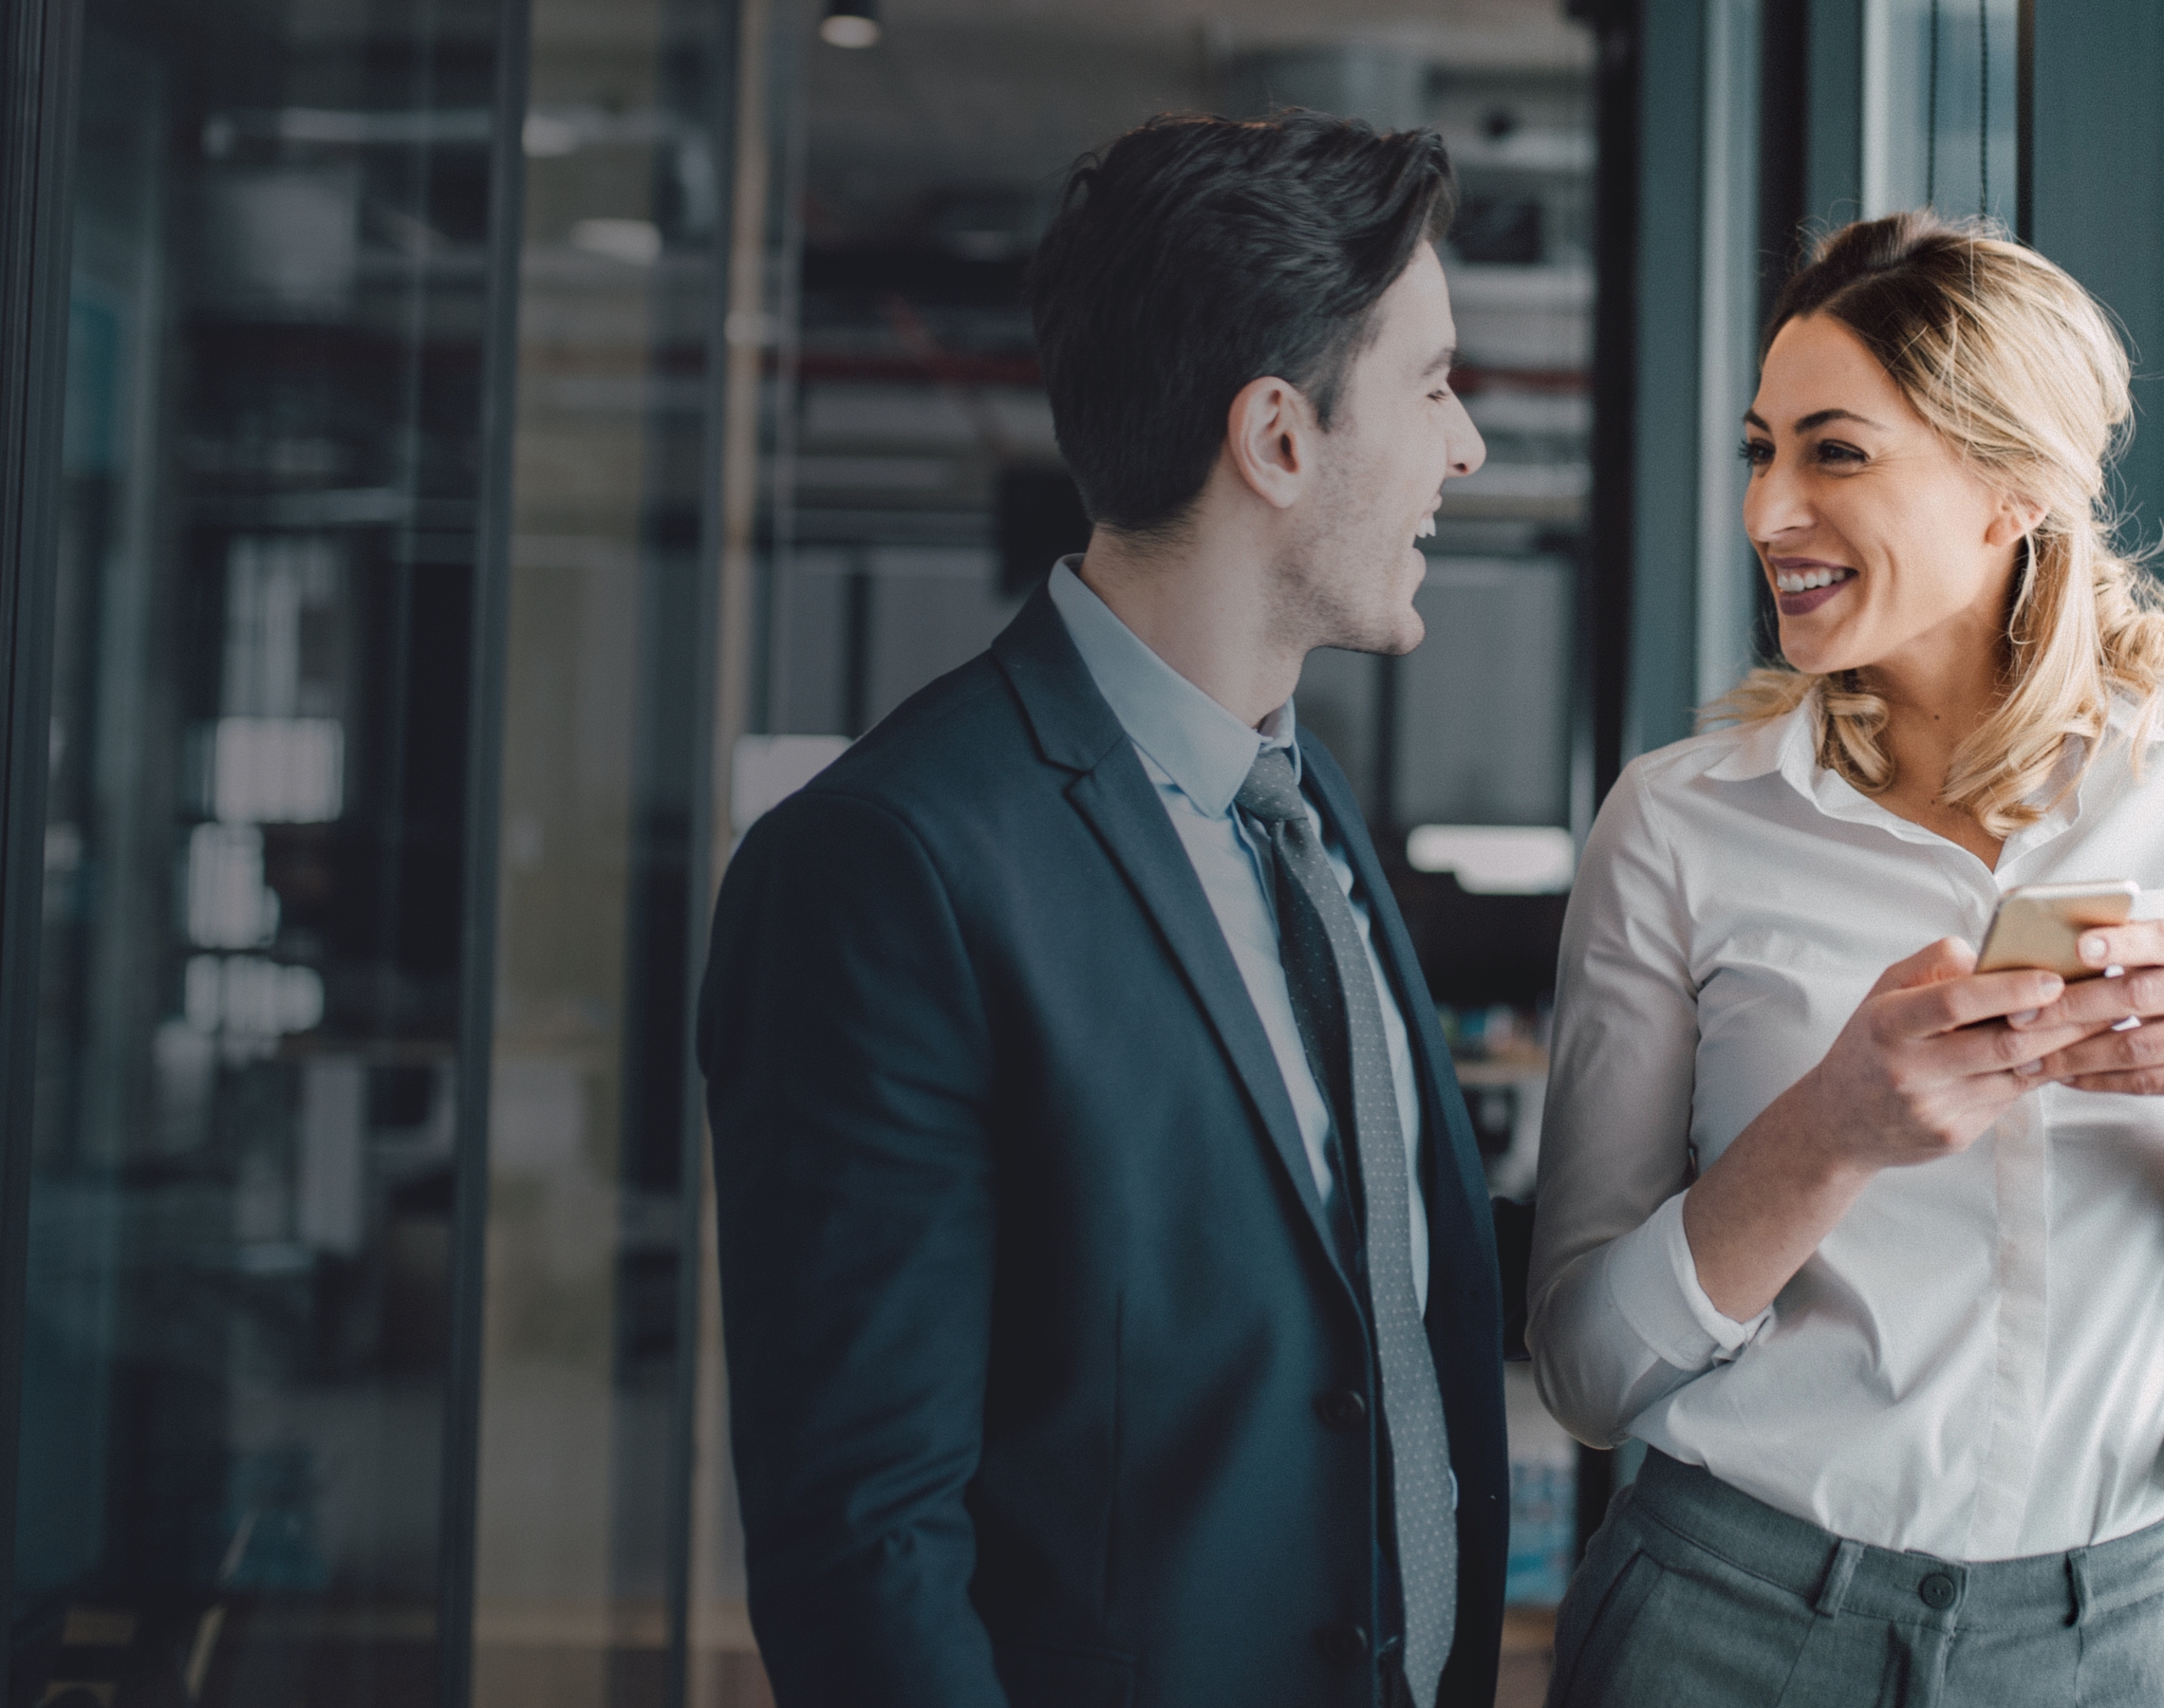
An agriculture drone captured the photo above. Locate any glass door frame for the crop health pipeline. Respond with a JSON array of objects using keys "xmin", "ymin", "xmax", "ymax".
[
  {"xmin": 0, "ymin": 0, "xmax": 89, "ymax": 1683},
  {"xmin": 436, "ymin": 2, "xmax": 532, "ymax": 1703}
]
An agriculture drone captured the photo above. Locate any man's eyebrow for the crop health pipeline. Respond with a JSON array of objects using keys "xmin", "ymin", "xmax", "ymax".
[{"xmin": 1741, "ymin": 405, "xmax": 1885, "ymax": 433}]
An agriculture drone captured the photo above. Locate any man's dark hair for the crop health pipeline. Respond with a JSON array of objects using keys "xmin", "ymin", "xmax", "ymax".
[{"xmin": 1025, "ymin": 111, "xmax": 1456, "ymax": 536}]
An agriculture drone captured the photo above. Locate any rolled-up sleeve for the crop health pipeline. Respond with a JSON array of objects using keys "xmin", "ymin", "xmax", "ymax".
[{"xmin": 1529, "ymin": 761, "xmax": 1768, "ymax": 1447}]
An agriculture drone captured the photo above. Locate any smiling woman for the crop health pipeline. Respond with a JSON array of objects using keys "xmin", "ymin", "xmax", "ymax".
[
  {"xmin": 1530, "ymin": 212, "xmax": 2164, "ymax": 1708},
  {"xmin": 1715, "ymin": 212, "xmax": 2164, "ymax": 844}
]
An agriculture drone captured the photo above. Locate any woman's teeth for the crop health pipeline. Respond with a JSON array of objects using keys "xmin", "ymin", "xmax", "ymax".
[
  {"xmin": 1415, "ymin": 515, "xmax": 1436, "ymax": 540},
  {"xmin": 1776, "ymin": 566, "xmax": 1852, "ymax": 593}
]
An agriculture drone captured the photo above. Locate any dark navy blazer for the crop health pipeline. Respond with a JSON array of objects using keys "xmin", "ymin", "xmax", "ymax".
[{"xmin": 699, "ymin": 585, "xmax": 1508, "ymax": 1708}]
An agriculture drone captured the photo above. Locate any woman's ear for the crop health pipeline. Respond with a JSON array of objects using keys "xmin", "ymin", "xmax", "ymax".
[
  {"xmin": 1223, "ymin": 375, "xmax": 1316, "ymax": 511},
  {"xmin": 1986, "ymin": 490, "xmax": 2050, "ymax": 548}
]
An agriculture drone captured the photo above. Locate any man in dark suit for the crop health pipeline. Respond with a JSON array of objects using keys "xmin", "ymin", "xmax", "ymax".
[{"xmin": 700, "ymin": 111, "xmax": 1502, "ymax": 1708}]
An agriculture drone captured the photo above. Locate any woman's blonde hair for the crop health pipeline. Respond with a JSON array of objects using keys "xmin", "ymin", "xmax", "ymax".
[{"xmin": 1707, "ymin": 210, "xmax": 2164, "ymax": 835}]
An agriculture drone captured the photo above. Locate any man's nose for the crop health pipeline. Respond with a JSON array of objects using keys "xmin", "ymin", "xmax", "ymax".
[{"xmin": 1448, "ymin": 414, "xmax": 1486, "ymax": 479}]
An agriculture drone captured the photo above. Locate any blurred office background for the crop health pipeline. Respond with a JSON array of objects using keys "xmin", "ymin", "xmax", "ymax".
[{"xmin": 1, "ymin": 0, "xmax": 2158, "ymax": 1703}]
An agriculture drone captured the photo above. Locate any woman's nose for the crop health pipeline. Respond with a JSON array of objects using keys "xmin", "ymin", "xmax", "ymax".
[{"xmin": 1744, "ymin": 453, "xmax": 1808, "ymax": 542}]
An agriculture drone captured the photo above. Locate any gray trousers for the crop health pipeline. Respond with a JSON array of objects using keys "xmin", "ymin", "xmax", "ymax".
[{"xmin": 1546, "ymin": 1449, "xmax": 2164, "ymax": 1707}]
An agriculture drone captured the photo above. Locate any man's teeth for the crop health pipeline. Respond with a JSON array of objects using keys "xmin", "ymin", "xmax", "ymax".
[
  {"xmin": 1776, "ymin": 566, "xmax": 1852, "ymax": 593},
  {"xmin": 1415, "ymin": 515, "xmax": 1436, "ymax": 540}
]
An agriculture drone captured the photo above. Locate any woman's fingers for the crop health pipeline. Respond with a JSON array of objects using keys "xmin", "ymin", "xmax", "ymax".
[
  {"xmin": 2031, "ymin": 1013, "xmax": 2164, "ymax": 1087},
  {"xmin": 2074, "ymin": 919, "xmax": 2164, "ymax": 975},
  {"xmin": 2010, "ymin": 962, "xmax": 2164, "ymax": 1032},
  {"xmin": 1875, "ymin": 964, "xmax": 2065, "ymax": 1038},
  {"xmin": 2059, "ymin": 1068, "xmax": 2164, "ymax": 1095},
  {"xmin": 1934, "ymin": 1016, "xmax": 2104, "ymax": 1081}
]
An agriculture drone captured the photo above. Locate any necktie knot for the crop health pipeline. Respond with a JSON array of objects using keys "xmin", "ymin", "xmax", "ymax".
[{"xmin": 1235, "ymin": 748, "xmax": 1305, "ymax": 825}]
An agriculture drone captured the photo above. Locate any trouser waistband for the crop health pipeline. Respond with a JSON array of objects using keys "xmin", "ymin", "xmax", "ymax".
[{"xmin": 1629, "ymin": 1449, "xmax": 2164, "ymax": 1630}]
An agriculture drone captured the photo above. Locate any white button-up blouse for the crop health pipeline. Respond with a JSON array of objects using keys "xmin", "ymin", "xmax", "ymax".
[{"xmin": 1529, "ymin": 693, "xmax": 2164, "ymax": 1561}]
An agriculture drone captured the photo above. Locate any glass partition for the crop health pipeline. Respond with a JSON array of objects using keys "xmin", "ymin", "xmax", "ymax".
[
  {"xmin": 1862, "ymin": 0, "xmax": 2019, "ymax": 223},
  {"xmin": 7, "ymin": 1, "xmax": 1604, "ymax": 1704},
  {"xmin": 470, "ymin": 0, "xmax": 738, "ymax": 1701},
  {"xmin": 13, "ymin": 1, "xmax": 513, "ymax": 1701}
]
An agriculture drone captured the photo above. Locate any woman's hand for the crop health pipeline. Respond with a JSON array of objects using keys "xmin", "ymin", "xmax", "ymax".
[
  {"xmin": 2010, "ymin": 920, "xmax": 2164, "ymax": 1093},
  {"xmin": 1797, "ymin": 938, "xmax": 2089, "ymax": 1169},
  {"xmin": 1683, "ymin": 938, "xmax": 2099, "ymax": 1321}
]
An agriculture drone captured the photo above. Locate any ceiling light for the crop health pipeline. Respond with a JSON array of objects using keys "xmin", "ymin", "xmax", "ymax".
[{"xmin": 820, "ymin": 0, "xmax": 880, "ymax": 48}]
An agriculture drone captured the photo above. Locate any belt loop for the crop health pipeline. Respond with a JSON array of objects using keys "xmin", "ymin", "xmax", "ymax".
[
  {"xmin": 2068, "ymin": 1549, "xmax": 2095, "ymax": 1627},
  {"xmin": 1816, "ymin": 1538, "xmax": 1864, "ymax": 1617}
]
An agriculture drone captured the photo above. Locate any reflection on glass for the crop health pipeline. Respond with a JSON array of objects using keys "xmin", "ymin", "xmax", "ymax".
[
  {"xmin": 471, "ymin": 0, "xmax": 737, "ymax": 1703},
  {"xmin": 14, "ymin": 1, "xmax": 507, "ymax": 1701}
]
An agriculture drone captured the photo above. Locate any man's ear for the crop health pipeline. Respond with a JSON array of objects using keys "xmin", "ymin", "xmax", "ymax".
[{"xmin": 1224, "ymin": 375, "xmax": 1316, "ymax": 511}]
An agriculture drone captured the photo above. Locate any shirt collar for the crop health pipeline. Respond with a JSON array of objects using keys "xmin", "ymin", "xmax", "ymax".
[
  {"xmin": 1700, "ymin": 683, "xmax": 2164, "ymax": 846},
  {"xmin": 1045, "ymin": 556, "xmax": 1297, "ymax": 818},
  {"xmin": 1701, "ymin": 696, "xmax": 1812, "ymax": 786}
]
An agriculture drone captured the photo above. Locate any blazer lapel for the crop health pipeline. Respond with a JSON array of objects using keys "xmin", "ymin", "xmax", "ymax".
[{"xmin": 992, "ymin": 591, "xmax": 1353, "ymax": 1290}]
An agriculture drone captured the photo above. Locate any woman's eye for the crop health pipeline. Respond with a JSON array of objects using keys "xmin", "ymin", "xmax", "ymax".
[
  {"xmin": 1815, "ymin": 440, "xmax": 1865, "ymax": 466},
  {"xmin": 1738, "ymin": 438, "xmax": 1772, "ymax": 467},
  {"xmin": 1427, "ymin": 387, "xmax": 1450, "ymax": 403}
]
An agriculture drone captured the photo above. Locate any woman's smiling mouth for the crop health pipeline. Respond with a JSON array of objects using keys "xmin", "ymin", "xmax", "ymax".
[{"xmin": 1773, "ymin": 560, "xmax": 1856, "ymax": 615}]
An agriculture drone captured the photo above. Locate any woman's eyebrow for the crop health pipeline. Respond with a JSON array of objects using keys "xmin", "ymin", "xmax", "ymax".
[
  {"xmin": 1741, "ymin": 406, "xmax": 1886, "ymax": 433},
  {"xmin": 1794, "ymin": 406, "xmax": 1884, "ymax": 432}
]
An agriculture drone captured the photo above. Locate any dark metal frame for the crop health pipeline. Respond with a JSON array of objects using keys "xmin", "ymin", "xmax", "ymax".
[
  {"xmin": 434, "ymin": 0, "xmax": 531, "ymax": 1700},
  {"xmin": 1570, "ymin": 0, "xmax": 1641, "ymax": 807},
  {"xmin": 1759, "ymin": 0, "xmax": 1810, "ymax": 326},
  {"xmin": 0, "ymin": 0, "xmax": 84, "ymax": 1685},
  {"xmin": 1753, "ymin": 2, "xmax": 1809, "ymax": 664},
  {"xmin": 1562, "ymin": 0, "xmax": 1642, "ymax": 1554}
]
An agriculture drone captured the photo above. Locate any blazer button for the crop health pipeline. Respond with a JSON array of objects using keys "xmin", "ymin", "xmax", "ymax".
[
  {"xmin": 1316, "ymin": 1388, "xmax": 1367, "ymax": 1430},
  {"xmin": 1317, "ymin": 1622, "xmax": 1370, "ymax": 1664}
]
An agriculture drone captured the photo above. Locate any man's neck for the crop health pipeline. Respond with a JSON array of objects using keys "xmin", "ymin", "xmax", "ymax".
[{"xmin": 1075, "ymin": 526, "xmax": 1301, "ymax": 730}]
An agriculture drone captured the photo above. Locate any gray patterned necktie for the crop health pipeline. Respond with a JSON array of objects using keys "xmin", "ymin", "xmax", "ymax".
[{"xmin": 1236, "ymin": 747, "xmax": 1455, "ymax": 1708}]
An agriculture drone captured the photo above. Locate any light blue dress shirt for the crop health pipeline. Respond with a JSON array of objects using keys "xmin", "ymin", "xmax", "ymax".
[{"xmin": 1047, "ymin": 560, "xmax": 1429, "ymax": 1311}]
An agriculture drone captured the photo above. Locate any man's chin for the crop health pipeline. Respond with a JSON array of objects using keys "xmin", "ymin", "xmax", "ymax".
[{"xmin": 1322, "ymin": 607, "xmax": 1425, "ymax": 659}]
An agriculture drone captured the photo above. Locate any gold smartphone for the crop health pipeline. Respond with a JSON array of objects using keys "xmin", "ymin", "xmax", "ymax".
[{"xmin": 1975, "ymin": 880, "xmax": 2140, "ymax": 979}]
